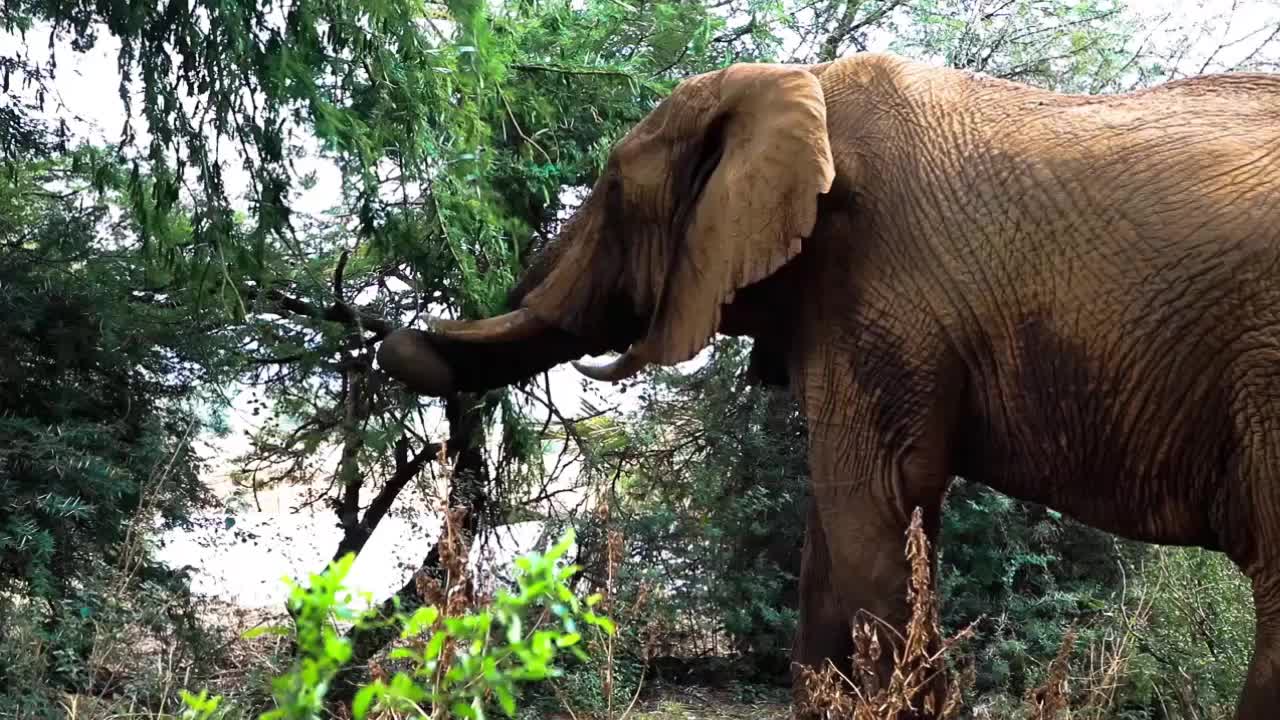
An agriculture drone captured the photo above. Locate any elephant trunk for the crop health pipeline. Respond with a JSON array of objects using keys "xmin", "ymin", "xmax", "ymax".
[{"xmin": 377, "ymin": 321, "xmax": 610, "ymax": 396}]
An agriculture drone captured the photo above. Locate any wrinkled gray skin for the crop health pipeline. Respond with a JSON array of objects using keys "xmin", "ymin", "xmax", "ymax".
[{"xmin": 377, "ymin": 53, "xmax": 1280, "ymax": 718}]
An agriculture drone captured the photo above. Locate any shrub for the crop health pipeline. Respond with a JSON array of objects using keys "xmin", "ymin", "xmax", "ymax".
[
  {"xmin": 0, "ymin": 153, "xmax": 236, "ymax": 717},
  {"xmin": 179, "ymin": 523, "xmax": 615, "ymax": 720}
]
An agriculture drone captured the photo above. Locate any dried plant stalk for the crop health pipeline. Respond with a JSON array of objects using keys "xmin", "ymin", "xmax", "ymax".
[{"xmin": 793, "ymin": 507, "xmax": 978, "ymax": 720}]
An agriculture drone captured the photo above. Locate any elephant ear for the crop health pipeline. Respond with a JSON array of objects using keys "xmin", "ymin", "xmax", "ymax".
[{"xmin": 636, "ymin": 64, "xmax": 835, "ymax": 366}]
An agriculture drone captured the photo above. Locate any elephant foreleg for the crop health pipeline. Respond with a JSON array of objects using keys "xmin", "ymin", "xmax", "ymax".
[
  {"xmin": 792, "ymin": 339, "xmax": 963, "ymax": 718},
  {"xmin": 803, "ymin": 424, "xmax": 952, "ymax": 717},
  {"xmin": 792, "ymin": 498, "xmax": 854, "ymax": 684}
]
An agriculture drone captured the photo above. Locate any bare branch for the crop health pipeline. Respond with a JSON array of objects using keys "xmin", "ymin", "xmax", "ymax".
[{"xmin": 1230, "ymin": 22, "xmax": 1280, "ymax": 71}]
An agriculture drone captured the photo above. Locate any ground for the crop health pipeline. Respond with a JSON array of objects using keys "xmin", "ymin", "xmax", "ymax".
[
  {"xmin": 558, "ymin": 681, "xmax": 788, "ymax": 717},
  {"xmin": 625, "ymin": 683, "xmax": 791, "ymax": 720}
]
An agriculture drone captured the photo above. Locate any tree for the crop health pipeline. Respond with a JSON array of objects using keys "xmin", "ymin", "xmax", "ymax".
[
  {"xmin": 0, "ymin": 147, "xmax": 243, "ymax": 713},
  {"xmin": 191, "ymin": 0, "xmax": 806, "ymax": 701}
]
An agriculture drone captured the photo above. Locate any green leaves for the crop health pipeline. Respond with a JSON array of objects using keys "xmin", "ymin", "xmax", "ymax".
[
  {"xmin": 10, "ymin": 0, "xmax": 757, "ymax": 327},
  {"xmin": 891, "ymin": 0, "xmax": 1147, "ymax": 94},
  {"xmin": 181, "ymin": 529, "xmax": 613, "ymax": 719},
  {"xmin": 250, "ymin": 553, "xmax": 379, "ymax": 720},
  {"xmin": 401, "ymin": 605, "xmax": 442, "ymax": 638},
  {"xmin": 609, "ymin": 338, "xmax": 808, "ymax": 671},
  {"xmin": 0, "ymin": 151, "xmax": 243, "ymax": 710},
  {"xmin": 179, "ymin": 689, "xmax": 227, "ymax": 720}
]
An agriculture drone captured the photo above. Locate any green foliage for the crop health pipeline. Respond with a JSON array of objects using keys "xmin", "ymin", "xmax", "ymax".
[
  {"xmin": 249, "ymin": 552, "xmax": 375, "ymax": 719},
  {"xmin": 194, "ymin": 0, "xmax": 785, "ymax": 538},
  {"xmin": 522, "ymin": 653, "xmax": 647, "ymax": 719},
  {"xmin": 891, "ymin": 0, "xmax": 1156, "ymax": 92},
  {"xmin": 3, "ymin": 0, "xmax": 758, "ymax": 323},
  {"xmin": 358, "ymin": 530, "xmax": 616, "ymax": 719},
  {"xmin": 3, "ymin": 0, "xmax": 820, "ymax": 711},
  {"xmin": 0, "ymin": 152, "xmax": 239, "ymax": 713},
  {"xmin": 1110, "ymin": 547, "xmax": 1254, "ymax": 719},
  {"xmin": 179, "ymin": 529, "xmax": 615, "ymax": 719},
  {"xmin": 938, "ymin": 480, "xmax": 1143, "ymax": 697},
  {"xmin": 604, "ymin": 339, "xmax": 808, "ymax": 675}
]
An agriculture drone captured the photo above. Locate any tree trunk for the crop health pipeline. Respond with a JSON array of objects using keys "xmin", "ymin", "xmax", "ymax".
[{"xmin": 328, "ymin": 392, "xmax": 491, "ymax": 707}]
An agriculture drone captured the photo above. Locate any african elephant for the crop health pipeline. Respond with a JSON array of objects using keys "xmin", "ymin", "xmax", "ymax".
[{"xmin": 376, "ymin": 52, "xmax": 1280, "ymax": 718}]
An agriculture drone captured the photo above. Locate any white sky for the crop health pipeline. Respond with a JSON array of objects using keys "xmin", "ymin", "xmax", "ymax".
[{"xmin": 3, "ymin": 0, "xmax": 1277, "ymax": 604}]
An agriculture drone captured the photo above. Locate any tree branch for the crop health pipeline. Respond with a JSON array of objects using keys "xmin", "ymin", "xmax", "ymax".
[
  {"xmin": 363, "ymin": 440, "xmax": 440, "ymax": 538},
  {"xmin": 511, "ymin": 63, "xmax": 637, "ymax": 79},
  {"xmin": 253, "ymin": 286, "xmax": 397, "ymax": 339}
]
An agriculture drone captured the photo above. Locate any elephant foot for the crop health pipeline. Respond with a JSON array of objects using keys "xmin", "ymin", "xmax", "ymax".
[{"xmin": 1237, "ymin": 585, "xmax": 1280, "ymax": 720}]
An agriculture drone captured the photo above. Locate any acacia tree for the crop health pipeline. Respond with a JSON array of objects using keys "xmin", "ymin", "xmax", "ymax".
[{"xmin": 2, "ymin": 0, "xmax": 786, "ymax": 710}]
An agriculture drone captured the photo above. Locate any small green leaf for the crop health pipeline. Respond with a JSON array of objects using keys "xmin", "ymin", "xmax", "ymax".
[
  {"xmin": 584, "ymin": 613, "xmax": 616, "ymax": 635},
  {"xmin": 495, "ymin": 685, "xmax": 517, "ymax": 716},
  {"xmin": 352, "ymin": 685, "xmax": 378, "ymax": 719},
  {"xmin": 401, "ymin": 605, "xmax": 440, "ymax": 637},
  {"xmin": 547, "ymin": 528, "xmax": 575, "ymax": 560},
  {"xmin": 243, "ymin": 625, "xmax": 290, "ymax": 639},
  {"xmin": 425, "ymin": 630, "xmax": 447, "ymax": 660}
]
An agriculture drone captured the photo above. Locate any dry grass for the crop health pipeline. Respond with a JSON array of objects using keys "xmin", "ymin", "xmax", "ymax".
[
  {"xmin": 790, "ymin": 507, "xmax": 1151, "ymax": 720},
  {"xmin": 792, "ymin": 508, "xmax": 976, "ymax": 720}
]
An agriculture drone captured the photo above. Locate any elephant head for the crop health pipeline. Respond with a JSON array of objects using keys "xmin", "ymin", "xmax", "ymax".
[{"xmin": 377, "ymin": 63, "xmax": 836, "ymax": 395}]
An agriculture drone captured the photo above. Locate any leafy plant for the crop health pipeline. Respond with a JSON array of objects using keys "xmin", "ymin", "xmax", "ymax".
[
  {"xmin": 0, "ymin": 150, "xmax": 240, "ymax": 715},
  {"xmin": 179, "ymin": 527, "xmax": 614, "ymax": 719}
]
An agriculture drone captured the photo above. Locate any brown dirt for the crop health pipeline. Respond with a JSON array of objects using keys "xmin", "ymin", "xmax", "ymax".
[{"xmin": 627, "ymin": 684, "xmax": 792, "ymax": 719}]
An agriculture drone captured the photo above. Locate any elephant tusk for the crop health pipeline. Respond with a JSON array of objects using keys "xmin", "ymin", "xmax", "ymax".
[
  {"xmin": 423, "ymin": 308, "xmax": 549, "ymax": 344},
  {"xmin": 572, "ymin": 348, "xmax": 648, "ymax": 383}
]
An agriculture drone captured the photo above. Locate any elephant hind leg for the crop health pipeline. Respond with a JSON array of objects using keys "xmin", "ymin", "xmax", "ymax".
[
  {"xmin": 1223, "ymin": 403, "xmax": 1280, "ymax": 720},
  {"xmin": 1236, "ymin": 574, "xmax": 1280, "ymax": 720},
  {"xmin": 1229, "ymin": 504, "xmax": 1280, "ymax": 719}
]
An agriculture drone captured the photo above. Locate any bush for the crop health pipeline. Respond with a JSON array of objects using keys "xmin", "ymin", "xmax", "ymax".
[
  {"xmin": 0, "ymin": 153, "xmax": 236, "ymax": 715},
  {"xmin": 938, "ymin": 480, "xmax": 1147, "ymax": 700},
  {"xmin": 611, "ymin": 338, "xmax": 809, "ymax": 675},
  {"xmin": 1106, "ymin": 546, "xmax": 1253, "ymax": 719},
  {"xmin": 179, "ymin": 525, "xmax": 615, "ymax": 720}
]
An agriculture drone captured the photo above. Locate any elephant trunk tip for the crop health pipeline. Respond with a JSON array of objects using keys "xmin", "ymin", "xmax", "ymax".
[{"xmin": 377, "ymin": 328, "xmax": 457, "ymax": 397}]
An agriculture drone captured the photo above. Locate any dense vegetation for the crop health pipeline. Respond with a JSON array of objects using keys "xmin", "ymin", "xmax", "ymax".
[{"xmin": 1, "ymin": 0, "xmax": 1277, "ymax": 717}]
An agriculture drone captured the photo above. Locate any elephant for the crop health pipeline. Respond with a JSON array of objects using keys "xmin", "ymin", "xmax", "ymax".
[{"xmin": 376, "ymin": 52, "xmax": 1280, "ymax": 718}]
